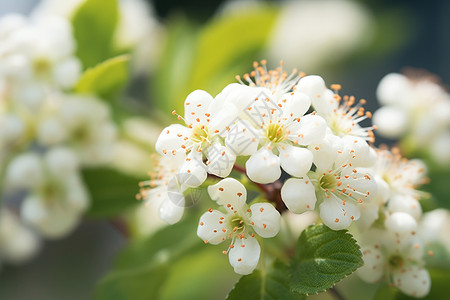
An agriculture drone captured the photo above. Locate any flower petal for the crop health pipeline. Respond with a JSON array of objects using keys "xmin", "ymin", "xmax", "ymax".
[
  {"xmin": 208, "ymin": 178, "xmax": 247, "ymax": 214},
  {"xmin": 155, "ymin": 124, "xmax": 190, "ymax": 157},
  {"xmin": 384, "ymin": 212, "xmax": 418, "ymax": 236},
  {"xmin": 291, "ymin": 114, "xmax": 327, "ymax": 146},
  {"xmin": 245, "ymin": 147, "xmax": 281, "ymax": 184},
  {"xmin": 228, "ymin": 236, "xmax": 261, "ymax": 275},
  {"xmin": 319, "ymin": 198, "xmax": 360, "ymax": 230},
  {"xmin": 249, "ymin": 203, "xmax": 281, "ymax": 238},
  {"xmin": 225, "ymin": 120, "xmax": 259, "ymax": 156},
  {"xmin": 207, "ymin": 142, "xmax": 236, "ymax": 177},
  {"xmin": 357, "ymin": 246, "xmax": 384, "ymax": 283},
  {"xmin": 281, "ymin": 177, "xmax": 317, "ymax": 214},
  {"xmin": 197, "ymin": 209, "xmax": 228, "ymax": 245},
  {"xmin": 184, "ymin": 90, "xmax": 213, "ymax": 125},
  {"xmin": 159, "ymin": 196, "xmax": 184, "ymax": 225},
  {"xmin": 280, "ymin": 92, "xmax": 311, "ymax": 119},
  {"xmin": 178, "ymin": 152, "xmax": 207, "ymax": 188},
  {"xmin": 392, "ymin": 266, "xmax": 431, "ymax": 298},
  {"xmin": 387, "ymin": 195, "xmax": 422, "ymax": 220},
  {"xmin": 279, "ymin": 145, "xmax": 313, "ymax": 177}
]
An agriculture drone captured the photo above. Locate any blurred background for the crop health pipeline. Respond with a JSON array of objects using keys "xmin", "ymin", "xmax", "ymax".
[{"xmin": 0, "ymin": 0, "xmax": 449, "ymax": 299}]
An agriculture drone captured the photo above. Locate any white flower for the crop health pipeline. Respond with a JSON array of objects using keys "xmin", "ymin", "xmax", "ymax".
[
  {"xmin": 197, "ymin": 178, "xmax": 280, "ymax": 275},
  {"xmin": 372, "ymin": 149, "xmax": 427, "ymax": 220},
  {"xmin": 357, "ymin": 214, "xmax": 431, "ymax": 298},
  {"xmin": 138, "ymin": 154, "xmax": 202, "ymax": 225},
  {"xmin": 230, "ymin": 62, "xmax": 327, "ymax": 183},
  {"xmin": 297, "ymin": 75, "xmax": 376, "ymax": 144},
  {"xmin": 0, "ymin": 114, "xmax": 25, "ymax": 147},
  {"xmin": 282, "ymin": 137, "xmax": 377, "ymax": 230},
  {"xmin": 59, "ymin": 95, "xmax": 117, "ymax": 166},
  {"xmin": 21, "ymin": 173, "xmax": 89, "ymax": 239},
  {"xmin": 156, "ymin": 89, "xmax": 238, "ymax": 179},
  {"xmin": 0, "ymin": 209, "xmax": 40, "ymax": 264}
]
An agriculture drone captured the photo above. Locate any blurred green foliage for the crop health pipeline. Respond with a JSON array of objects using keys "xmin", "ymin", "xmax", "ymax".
[
  {"xmin": 153, "ymin": 5, "xmax": 280, "ymax": 116},
  {"xmin": 75, "ymin": 55, "xmax": 130, "ymax": 102},
  {"xmin": 72, "ymin": 0, "xmax": 119, "ymax": 68}
]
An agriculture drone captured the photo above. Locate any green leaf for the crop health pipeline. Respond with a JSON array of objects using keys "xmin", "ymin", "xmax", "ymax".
[
  {"xmin": 82, "ymin": 168, "xmax": 141, "ymax": 218},
  {"xmin": 423, "ymin": 168, "xmax": 450, "ymax": 210},
  {"xmin": 72, "ymin": 0, "xmax": 119, "ymax": 68},
  {"xmin": 227, "ymin": 261, "xmax": 305, "ymax": 300},
  {"xmin": 152, "ymin": 7, "xmax": 279, "ymax": 115},
  {"xmin": 289, "ymin": 224, "xmax": 363, "ymax": 295},
  {"xmin": 75, "ymin": 55, "xmax": 130, "ymax": 101}
]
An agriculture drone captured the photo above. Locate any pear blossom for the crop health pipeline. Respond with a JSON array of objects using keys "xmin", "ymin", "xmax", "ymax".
[
  {"xmin": 373, "ymin": 72, "xmax": 450, "ymax": 166},
  {"xmin": 357, "ymin": 213, "xmax": 431, "ymax": 298},
  {"xmin": 197, "ymin": 178, "xmax": 280, "ymax": 275},
  {"xmin": 282, "ymin": 136, "xmax": 377, "ymax": 230},
  {"xmin": 137, "ymin": 154, "xmax": 206, "ymax": 225},
  {"xmin": 156, "ymin": 89, "xmax": 238, "ymax": 179},
  {"xmin": 372, "ymin": 148, "xmax": 427, "ymax": 220},
  {"xmin": 297, "ymin": 75, "xmax": 376, "ymax": 143},
  {"xmin": 229, "ymin": 62, "xmax": 327, "ymax": 183}
]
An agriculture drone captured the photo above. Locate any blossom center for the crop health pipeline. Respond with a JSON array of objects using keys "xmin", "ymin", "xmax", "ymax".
[
  {"xmin": 320, "ymin": 173, "xmax": 338, "ymax": 190},
  {"xmin": 190, "ymin": 125, "xmax": 209, "ymax": 144},
  {"xmin": 388, "ymin": 255, "xmax": 404, "ymax": 268},
  {"xmin": 228, "ymin": 215, "xmax": 246, "ymax": 234},
  {"xmin": 266, "ymin": 123, "xmax": 288, "ymax": 143}
]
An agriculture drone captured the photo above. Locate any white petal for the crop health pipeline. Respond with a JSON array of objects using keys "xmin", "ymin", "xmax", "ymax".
[
  {"xmin": 208, "ymin": 104, "xmax": 239, "ymax": 135},
  {"xmin": 357, "ymin": 246, "xmax": 384, "ymax": 283},
  {"xmin": 225, "ymin": 120, "xmax": 259, "ymax": 156},
  {"xmin": 228, "ymin": 236, "xmax": 261, "ymax": 275},
  {"xmin": 292, "ymin": 114, "xmax": 327, "ymax": 146},
  {"xmin": 6, "ymin": 153, "xmax": 44, "ymax": 189},
  {"xmin": 372, "ymin": 106, "xmax": 408, "ymax": 138},
  {"xmin": 281, "ymin": 177, "xmax": 317, "ymax": 214},
  {"xmin": 208, "ymin": 178, "xmax": 247, "ymax": 214},
  {"xmin": 385, "ymin": 212, "xmax": 418, "ymax": 236},
  {"xmin": 245, "ymin": 147, "xmax": 281, "ymax": 184},
  {"xmin": 249, "ymin": 203, "xmax": 281, "ymax": 238},
  {"xmin": 387, "ymin": 195, "xmax": 422, "ymax": 220},
  {"xmin": 392, "ymin": 267, "xmax": 431, "ymax": 298},
  {"xmin": 184, "ymin": 90, "xmax": 213, "ymax": 125},
  {"xmin": 44, "ymin": 147, "xmax": 79, "ymax": 178},
  {"xmin": 207, "ymin": 142, "xmax": 236, "ymax": 177},
  {"xmin": 376, "ymin": 73, "xmax": 410, "ymax": 106},
  {"xmin": 296, "ymin": 75, "xmax": 327, "ymax": 101},
  {"xmin": 159, "ymin": 197, "xmax": 184, "ymax": 225},
  {"xmin": 319, "ymin": 198, "xmax": 360, "ymax": 230},
  {"xmin": 178, "ymin": 152, "xmax": 207, "ymax": 188},
  {"xmin": 355, "ymin": 202, "xmax": 379, "ymax": 232},
  {"xmin": 197, "ymin": 210, "xmax": 228, "ymax": 245},
  {"xmin": 155, "ymin": 124, "xmax": 190, "ymax": 157},
  {"xmin": 342, "ymin": 136, "xmax": 375, "ymax": 167},
  {"xmin": 280, "ymin": 92, "xmax": 311, "ymax": 119},
  {"xmin": 279, "ymin": 145, "xmax": 313, "ymax": 177}
]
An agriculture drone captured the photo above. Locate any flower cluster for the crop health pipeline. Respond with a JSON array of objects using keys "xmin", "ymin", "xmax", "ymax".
[
  {"xmin": 0, "ymin": 11, "xmax": 115, "ymax": 262},
  {"xmin": 142, "ymin": 61, "xmax": 440, "ymax": 296},
  {"xmin": 373, "ymin": 72, "xmax": 450, "ymax": 165}
]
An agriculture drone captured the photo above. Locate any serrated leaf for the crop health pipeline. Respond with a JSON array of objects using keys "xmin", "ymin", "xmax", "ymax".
[
  {"xmin": 72, "ymin": 0, "xmax": 119, "ymax": 68},
  {"xmin": 289, "ymin": 224, "xmax": 363, "ymax": 295},
  {"xmin": 82, "ymin": 168, "xmax": 141, "ymax": 218},
  {"xmin": 227, "ymin": 261, "xmax": 305, "ymax": 300},
  {"xmin": 75, "ymin": 55, "xmax": 130, "ymax": 101}
]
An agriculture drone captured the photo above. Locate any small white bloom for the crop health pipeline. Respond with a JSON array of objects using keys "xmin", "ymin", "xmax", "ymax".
[
  {"xmin": 357, "ymin": 224, "xmax": 431, "ymax": 298},
  {"xmin": 155, "ymin": 89, "xmax": 238, "ymax": 180},
  {"xmin": 5, "ymin": 152, "xmax": 44, "ymax": 189},
  {"xmin": 197, "ymin": 178, "xmax": 280, "ymax": 275}
]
